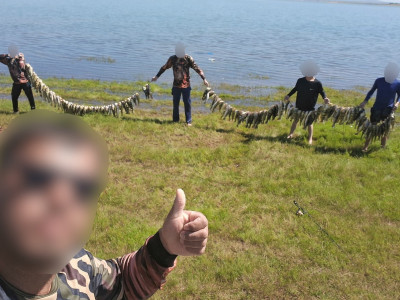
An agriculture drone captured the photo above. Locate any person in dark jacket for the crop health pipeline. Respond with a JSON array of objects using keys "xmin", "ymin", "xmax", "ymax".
[
  {"xmin": 0, "ymin": 48, "xmax": 36, "ymax": 113},
  {"xmin": 285, "ymin": 61, "xmax": 330, "ymax": 145},
  {"xmin": 152, "ymin": 43, "xmax": 209, "ymax": 126}
]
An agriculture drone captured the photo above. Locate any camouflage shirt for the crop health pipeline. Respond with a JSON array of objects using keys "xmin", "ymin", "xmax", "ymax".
[
  {"xmin": 0, "ymin": 54, "xmax": 29, "ymax": 85},
  {"xmin": 0, "ymin": 233, "xmax": 176, "ymax": 300},
  {"xmin": 156, "ymin": 55, "xmax": 205, "ymax": 88}
]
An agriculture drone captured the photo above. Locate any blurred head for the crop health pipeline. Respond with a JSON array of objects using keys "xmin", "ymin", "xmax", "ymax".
[
  {"xmin": 300, "ymin": 60, "xmax": 320, "ymax": 77},
  {"xmin": 0, "ymin": 110, "xmax": 108, "ymax": 274},
  {"xmin": 384, "ymin": 62, "xmax": 400, "ymax": 84},
  {"xmin": 175, "ymin": 42, "xmax": 186, "ymax": 59},
  {"xmin": 8, "ymin": 44, "xmax": 19, "ymax": 58}
]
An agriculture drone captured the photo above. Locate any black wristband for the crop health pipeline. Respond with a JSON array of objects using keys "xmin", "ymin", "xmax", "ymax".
[{"xmin": 147, "ymin": 231, "xmax": 177, "ymax": 268}]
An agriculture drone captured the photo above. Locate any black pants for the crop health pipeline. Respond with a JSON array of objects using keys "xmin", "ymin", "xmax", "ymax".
[
  {"xmin": 370, "ymin": 107, "xmax": 392, "ymax": 124},
  {"xmin": 11, "ymin": 82, "xmax": 36, "ymax": 113}
]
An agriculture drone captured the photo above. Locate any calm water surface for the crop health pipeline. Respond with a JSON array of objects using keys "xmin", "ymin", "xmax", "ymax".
[{"xmin": 1, "ymin": 0, "xmax": 399, "ymax": 90}]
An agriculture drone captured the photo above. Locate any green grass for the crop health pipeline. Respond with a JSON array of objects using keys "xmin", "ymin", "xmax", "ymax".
[
  {"xmin": 249, "ymin": 73, "xmax": 270, "ymax": 80},
  {"xmin": 0, "ymin": 77, "xmax": 399, "ymax": 299},
  {"xmin": 78, "ymin": 56, "xmax": 116, "ymax": 64}
]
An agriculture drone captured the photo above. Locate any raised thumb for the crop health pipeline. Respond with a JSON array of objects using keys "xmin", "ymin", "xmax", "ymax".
[{"xmin": 168, "ymin": 189, "xmax": 186, "ymax": 218}]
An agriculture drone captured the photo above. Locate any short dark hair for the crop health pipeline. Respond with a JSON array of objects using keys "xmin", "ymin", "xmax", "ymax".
[{"xmin": 0, "ymin": 110, "xmax": 109, "ymax": 170}]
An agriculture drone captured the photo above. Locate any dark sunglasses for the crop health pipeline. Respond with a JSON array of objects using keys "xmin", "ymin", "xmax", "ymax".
[{"xmin": 15, "ymin": 162, "xmax": 103, "ymax": 203}]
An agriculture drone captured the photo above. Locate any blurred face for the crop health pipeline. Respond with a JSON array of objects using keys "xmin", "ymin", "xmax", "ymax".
[
  {"xmin": 175, "ymin": 43, "xmax": 186, "ymax": 59},
  {"xmin": 384, "ymin": 63, "xmax": 400, "ymax": 84},
  {"xmin": 300, "ymin": 60, "xmax": 320, "ymax": 78},
  {"xmin": 8, "ymin": 44, "xmax": 19, "ymax": 58},
  {"xmin": 0, "ymin": 135, "xmax": 105, "ymax": 274}
]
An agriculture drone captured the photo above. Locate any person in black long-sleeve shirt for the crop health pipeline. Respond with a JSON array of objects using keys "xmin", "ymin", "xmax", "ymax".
[{"xmin": 284, "ymin": 62, "xmax": 330, "ymax": 145}]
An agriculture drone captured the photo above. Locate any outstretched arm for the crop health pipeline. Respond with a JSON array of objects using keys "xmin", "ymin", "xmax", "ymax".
[
  {"xmin": 394, "ymin": 88, "xmax": 400, "ymax": 110},
  {"xmin": 116, "ymin": 234, "xmax": 177, "ymax": 299},
  {"xmin": 284, "ymin": 80, "xmax": 299, "ymax": 101},
  {"xmin": 0, "ymin": 54, "xmax": 11, "ymax": 65},
  {"xmin": 152, "ymin": 57, "xmax": 173, "ymax": 82},
  {"xmin": 319, "ymin": 83, "xmax": 330, "ymax": 104},
  {"xmin": 91, "ymin": 189, "xmax": 208, "ymax": 299},
  {"xmin": 360, "ymin": 79, "xmax": 378, "ymax": 108},
  {"xmin": 188, "ymin": 56, "xmax": 209, "ymax": 86},
  {"xmin": 78, "ymin": 235, "xmax": 175, "ymax": 300}
]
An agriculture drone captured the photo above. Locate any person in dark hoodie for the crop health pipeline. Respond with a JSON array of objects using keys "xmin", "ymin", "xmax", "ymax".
[{"xmin": 0, "ymin": 46, "xmax": 36, "ymax": 113}]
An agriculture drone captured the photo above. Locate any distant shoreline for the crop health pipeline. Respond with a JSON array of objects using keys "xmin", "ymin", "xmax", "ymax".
[
  {"xmin": 0, "ymin": 73, "xmax": 370, "ymax": 92},
  {"xmin": 290, "ymin": 0, "xmax": 400, "ymax": 6}
]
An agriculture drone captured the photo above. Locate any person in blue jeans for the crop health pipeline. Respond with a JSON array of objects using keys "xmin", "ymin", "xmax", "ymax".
[
  {"xmin": 152, "ymin": 43, "xmax": 209, "ymax": 126},
  {"xmin": 360, "ymin": 63, "xmax": 400, "ymax": 151}
]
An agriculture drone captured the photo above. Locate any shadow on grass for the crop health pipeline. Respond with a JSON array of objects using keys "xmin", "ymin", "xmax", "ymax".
[
  {"xmin": 0, "ymin": 110, "xmax": 15, "ymax": 115},
  {"xmin": 215, "ymin": 128, "xmax": 236, "ymax": 134},
  {"xmin": 121, "ymin": 116, "xmax": 175, "ymax": 125},
  {"xmin": 239, "ymin": 132, "xmax": 289, "ymax": 144},
  {"xmin": 238, "ymin": 131, "xmax": 371, "ymax": 157},
  {"xmin": 313, "ymin": 145, "xmax": 369, "ymax": 157},
  {"xmin": 0, "ymin": 110, "xmax": 27, "ymax": 115}
]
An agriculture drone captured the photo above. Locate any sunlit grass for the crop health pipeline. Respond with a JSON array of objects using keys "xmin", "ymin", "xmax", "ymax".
[{"xmin": 0, "ymin": 78, "xmax": 398, "ymax": 299}]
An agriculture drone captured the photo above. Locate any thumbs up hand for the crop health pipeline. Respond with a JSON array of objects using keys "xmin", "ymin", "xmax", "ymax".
[{"xmin": 159, "ymin": 189, "xmax": 208, "ymax": 256}]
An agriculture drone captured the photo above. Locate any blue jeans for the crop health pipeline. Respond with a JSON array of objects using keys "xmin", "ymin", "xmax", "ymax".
[{"xmin": 172, "ymin": 87, "xmax": 192, "ymax": 123}]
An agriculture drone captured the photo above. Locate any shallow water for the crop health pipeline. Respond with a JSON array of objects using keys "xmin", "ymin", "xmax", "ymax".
[{"xmin": 1, "ymin": 0, "xmax": 399, "ymax": 90}]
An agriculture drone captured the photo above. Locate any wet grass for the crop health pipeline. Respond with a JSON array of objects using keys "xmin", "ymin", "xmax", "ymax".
[
  {"xmin": 0, "ymin": 77, "xmax": 399, "ymax": 299},
  {"xmin": 78, "ymin": 56, "xmax": 116, "ymax": 64},
  {"xmin": 248, "ymin": 73, "xmax": 270, "ymax": 80}
]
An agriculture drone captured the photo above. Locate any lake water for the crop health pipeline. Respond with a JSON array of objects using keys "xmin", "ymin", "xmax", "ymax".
[{"xmin": 1, "ymin": 0, "xmax": 399, "ymax": 90}]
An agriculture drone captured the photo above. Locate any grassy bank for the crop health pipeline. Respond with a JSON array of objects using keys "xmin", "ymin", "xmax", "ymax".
[{"xmin": 0, "ymin": 77, "xmax": 399, "ymax": 299}]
